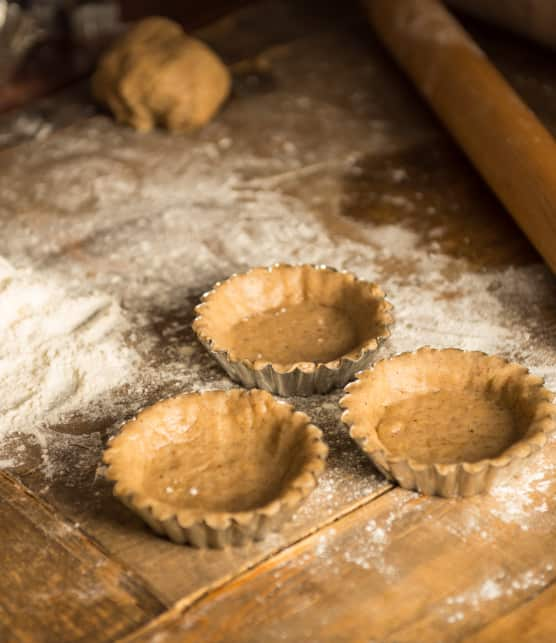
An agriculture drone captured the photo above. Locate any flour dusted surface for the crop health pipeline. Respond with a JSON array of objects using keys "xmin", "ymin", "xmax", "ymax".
[{"xmin": 0, "ymin": 259, "xmax": 139, "ymax": 474}]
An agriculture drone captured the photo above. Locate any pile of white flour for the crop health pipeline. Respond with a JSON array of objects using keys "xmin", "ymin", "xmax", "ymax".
[{"xmin": 0, "ymin": 257, "xmax": 138, "ymax": 472}]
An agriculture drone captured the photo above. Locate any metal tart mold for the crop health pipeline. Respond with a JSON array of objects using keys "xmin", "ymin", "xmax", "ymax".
[
  {"xmin": 340, "ymin": 347, "xmax": 556, "ymax": 498},
  {"xmin": 193, "ymin": 264, "xmax": 393, "ymax": 396},
  {"xmin": 104, "ymin": 388, "xmax": 327, "ymax": 547}
]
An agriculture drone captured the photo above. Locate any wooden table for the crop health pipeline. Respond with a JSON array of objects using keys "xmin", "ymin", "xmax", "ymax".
[{"xmin": 1, "ymin": 2, "xmax": 556, "ymax": 641}]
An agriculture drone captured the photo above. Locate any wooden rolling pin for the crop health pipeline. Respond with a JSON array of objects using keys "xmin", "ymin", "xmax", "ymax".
[{"xmin": 364, "ymin": 0, "xmax": 556, "ymax": 272}]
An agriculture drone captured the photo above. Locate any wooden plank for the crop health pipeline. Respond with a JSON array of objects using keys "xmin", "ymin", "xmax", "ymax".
[
  {"xmin": 196, "ymin": 0, "xmax": 360, "ymax": 65},
  {"xmin": 125, "ymin": 444, "xmax": 556, "ymax": 642},
  {"xmin": 466, "ymin": 583, "xmax": 556, "ymax": 643},
  {"xmin": 0, "ymin": 471, "xmax": 164, "ymax": 643}
]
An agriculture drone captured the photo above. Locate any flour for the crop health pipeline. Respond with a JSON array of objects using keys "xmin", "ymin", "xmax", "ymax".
[
  {"xmin": 288, "ymin": 491, "xmax": 423, "ymax": 582},
  {"xmin": 0, "ymin": 260, "xmax": 139, "ymax": 475},
  {"xmin": 290, "ymin": 393, "xmax": 386, "ymax": 522},
  {"xmin": 489, "ymin": 452, "xmax": 554, "ymax": 528},
  {"xmin": 439, "ymin": 564, "xmax": 553, "ymax": 627}
]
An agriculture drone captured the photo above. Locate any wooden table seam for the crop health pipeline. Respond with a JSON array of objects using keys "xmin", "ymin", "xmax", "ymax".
[
  {"xmin": 461, "ymin": 574, "xmax": 556, "ymax": 642},
  {"xmin": 0, "ymin": 471, "xmax": 166, "ymax": 608},
  {"xmin": 119, "ymin": 482, "xmax": 395, "ymax": 642}
]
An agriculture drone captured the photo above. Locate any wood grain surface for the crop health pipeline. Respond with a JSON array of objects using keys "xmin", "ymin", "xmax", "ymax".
[
  {"xmin": 0, "ymin": 472, "xmax": 163, "ymax": 642},
  {"xmin": 1, "ymin": 1, "xmax": 556, "ymax": 641},
  {"xmin": 468, "ymin": 583, "xmax": 556, "ymax": 642},
  {"xmin": 125, "ymin": 442, "xmax": 556, "ymax": 642}
]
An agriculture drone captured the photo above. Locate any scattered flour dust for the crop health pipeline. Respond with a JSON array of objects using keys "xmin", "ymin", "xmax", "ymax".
[
  {"xmin": 489, "ymin": 451, "xmax": 554, "ymax": 528},
  {"xmin": 0, "ymin": 257, "xmax": 139, "ymax": 475},
  {"xmin": 439, "ymin": 563, "xmax": 554, "ymax": 627},
  {"xmin": 282, "ymin": 491, "xmax": 423, "ymax": 583},
  {"xmin": 274, "ymin": 452, "xmax": 556, "ymax": 631}
]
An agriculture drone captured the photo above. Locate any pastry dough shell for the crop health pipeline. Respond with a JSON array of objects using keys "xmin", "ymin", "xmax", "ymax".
[
  {"xmin": 104, "ymin": 388, "xmax": 327, "ymax": 547},
  {"xmin": 340, "ymin": 347, "xmax": 556, "ymax": 497},
  {"xmin": 193, "ymin": 264, "xmax": 393, "ymax": 396}
]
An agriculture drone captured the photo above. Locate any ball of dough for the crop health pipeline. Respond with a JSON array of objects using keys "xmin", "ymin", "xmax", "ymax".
[{"xmin": 91, "ymin": 17, "xmax": 231, "ymax": 133}]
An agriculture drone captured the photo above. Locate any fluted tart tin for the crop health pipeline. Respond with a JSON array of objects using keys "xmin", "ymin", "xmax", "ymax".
[
  {"xmin": 340, "ymin": 347, "xmax": 556, "ymax": 498},
  {"xmin": 193, "ymin": 264, "xmax": 393, "ymax": 396}
]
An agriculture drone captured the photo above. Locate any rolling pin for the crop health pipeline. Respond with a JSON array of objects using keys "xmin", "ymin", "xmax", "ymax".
[{"xmin": 364, "ymin": 0, "xmax": 556, "ymax": 273}]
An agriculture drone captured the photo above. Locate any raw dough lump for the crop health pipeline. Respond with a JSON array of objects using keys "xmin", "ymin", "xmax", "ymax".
[{"xmin": 91, "ymin": 17, "xmax": 231, "ymax": 132}]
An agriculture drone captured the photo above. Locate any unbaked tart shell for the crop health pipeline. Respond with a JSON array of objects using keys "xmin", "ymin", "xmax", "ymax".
[
  {"xmin": 192, "ymin": 264, "xmax": 393, "ymax": 396},
  {"xmin": 340, "ymin": 347, "xmax": 556, "ymax": 497},
  {"xmin": 103, "ymin": 388, "xmax": 327, "ymax": 547}
]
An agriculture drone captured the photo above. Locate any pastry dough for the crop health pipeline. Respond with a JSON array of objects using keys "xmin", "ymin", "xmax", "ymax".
[
  {"xmin": 104, "ymin": 388, "xmax": 327, "ymax": 547},
  {"xmin": 341, "ymin": 347, "xmax": 556, "ymax": 497},
  {"xmin": 193, "ymin": 264, "xmax": 393, "ymax": 395},
  {"xmin": 92, "ymin": 17, "xmax": 230, "ymax": 132}
]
